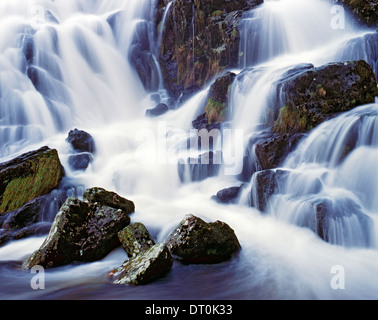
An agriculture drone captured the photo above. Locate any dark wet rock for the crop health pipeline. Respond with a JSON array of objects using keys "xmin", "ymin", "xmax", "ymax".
[
  {"xmin": 23, "ymin": 188, "xmax": 134, "ymax": 269},
  {"xmin": 66, "ymin": 129, "xmax": 96, "ymax": 153},
  {"xmin": 310, "ymin": 197, "xmax": 375, "ymax": 247},
  {"xmin": 250, "ymin": 169, "xmax": 289, "ymax": 212},
  {"xmin": 273, "ymin": 60, "xmax": 378, "ymax": 134},
  {"xmin": 166, "ymin": 214, "xmax": 241, "ymax": 264},
  {"xmin": 68, "ymin": 153, "xmax": 93, "ymax": 171},
  {"xmin": 204, "ymin": 71, "xmax": 236, "ymax": 124},
  {"xmin": 213, "ymin": 185, "xmax": 243, "ymax": 204},
  {"xmin": 83, "ymin": 187, "xmax": 135, "ymax": 214},
  {"xmin": 118, "ymin": 223, "xmax": 156, "ymax": 258},
  {"xmin": 110, "ymin": 243, "xmax": 173, "ymax": 286},
  {"xmin": 157, "ymin": 0, "xmax": 263, "ymax": 99},
  {"xmin": 146, "ymin": 103, "xmax": 169, "ymax": 117},
  {"xmin": 341, "ymin": 0, "xmax": 377, "ymax": 27},
  {"xmin": 0, "ymin": 146, "xmax": 64, "ymax": 215},
  {"xmin": 255, "ymin": 133, "xmax": 305, "ymax": 170}
]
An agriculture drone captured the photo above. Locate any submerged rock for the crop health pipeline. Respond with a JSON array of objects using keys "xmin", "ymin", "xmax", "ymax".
[
  {"xmin": 0, "ymin": 146, "xmax": 65, "ymax": 215},
  {"xmin": 66, "ymin": 129, "xmax": 96, "ymax": 153},
  {"xmin": 23, "ymin": 188, "xmax": 134, "ymax": 269},
  {"xmin": 213, "ymin": 186, "xmax": 243, "ymax": 204},
  {"xmin": 146, "ymin": 103, "xmax": 169, "ymax": 118},
  {"xmin": 110, "ymin": 243, "xmax": 173, "ymax": 286},
  {"xmin": 66, "ymin": 129, "xmax": 96, "ymax": 171},
  {"xmin": 166, "ymin": 214, "xmax": 241, "ymax": 264}
]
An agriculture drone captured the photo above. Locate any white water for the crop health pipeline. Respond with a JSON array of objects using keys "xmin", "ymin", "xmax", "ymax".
[{"xmin": 0, "ymin": 0, "xmax": 378, "ymax": 300}]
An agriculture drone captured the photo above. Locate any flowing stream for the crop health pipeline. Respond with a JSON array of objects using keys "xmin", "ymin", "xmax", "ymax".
[{"xmin": 0, "ymin": 0, "xmax": 377, "ymax": 300}]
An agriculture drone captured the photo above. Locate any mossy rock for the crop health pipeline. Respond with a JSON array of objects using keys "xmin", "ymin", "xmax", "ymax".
[
  {"xmin": 23, "ymin": 190, "xmax": 133, "ymax": 269},
  {"xmin": 166, "ymin": 214, "xmax": 241, "ymax": 264},
  {"xmin": 0, "ymin": 147, "xmax": 64, "ymax": 215},
  {"xmin": 110, "ymin": 243, "xmax": 173, "ymax": 286},
  {"xmin": 273, "ymin": 60, "xmax": 378, "ymax": 134},
  {"xmin": 118, "ymin": 223, "xmax": 155, "ymax": 258}
]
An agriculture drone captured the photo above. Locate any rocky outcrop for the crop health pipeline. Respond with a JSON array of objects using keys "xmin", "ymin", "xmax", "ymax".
[
  {"xmin": 238, "ymin": 60, "xmax": 378, "ymax": 180},
  {"xmin": 23, "ymin": 188, "xmax": 134, "ymax": 269},
  {"xmin": 204, "ymin": 71, "xmax": 236, "ymax": 124},
  {"xmin": 341, "ymin": 0, "xmax": 377, "ymax": 27},
  {"xmin": 272, "ymin": 60, "xmax": 378, "ymax": 134},
  {"xmin": 157, "ymin": 0, "xmax": 263, "ymax": 100},
  {"xmin": 166, "ymin": 214, "xmax": 241, "ymax": 264},
  {"xmin": 0, "ymin": 146, "xmax": 64, "ymax": 215}
]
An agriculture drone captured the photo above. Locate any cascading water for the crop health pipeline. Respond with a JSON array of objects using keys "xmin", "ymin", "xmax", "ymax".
[{"xmin": 0, "ymin": 0, "xmax": 378, "ymax": 300}]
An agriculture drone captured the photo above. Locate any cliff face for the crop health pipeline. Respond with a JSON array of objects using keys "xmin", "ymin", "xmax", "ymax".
[{"xmin": 156, "ymin": 0, "xmax": 263, "ymax": 100}]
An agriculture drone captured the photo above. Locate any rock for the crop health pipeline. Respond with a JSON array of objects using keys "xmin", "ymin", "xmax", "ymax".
[
  {"xmin": 254, "ymin": 133, "xmax": 305, "ymax": 170},
  {"xmin": 273, "ymin": 60, "xmax": 378, "ymax": 134},
  {"xmin": 205, "ymin": 72, "xmax": 236, "ymax": 124},
  {"xmin": 146, "ymin": 103, "xmax": 169, "ymax": 118},
  {"xmin": 250, "ymin": 169, "xmax": 289, "ymax": 212},
  {"xmin": 166, "ymin": 214, "xmax": 241, "ymax": 264},
  {"xmin": 23, "ymin": 188, "xmax": 134, "ymax": 269},
  {"xmin": 118, "ymin": 223, "xmax": 156, "ymax": 258},
  {"xmin": 157, "ymin": 0, "xmax": 263, "ymax": 99},
  {"xmin": 340, "ymin": 0, "xmax": 377, "ymax": 28},
  {"xmin": 110, "ymin": 243, "xmax": 173, "ymax": 286},
  {"xmin": 0, "ymin": 146, "xmax": 65, "ymax": 215},
  {"xmin": 178, "ymin": 151, "xmax": 222, "ymax": 182},
  {"xmin": 66, "ymin": 129, "xmax": 96, "ymax": 153},
  {"xmin": 213, "ymin": 186, "xmax": 243, "ymax": 204},
  {"xmin": 68, "ymin": 153, "xmax": 93, "ymax": 171},
  {"xmin": 83, "ymin": 187, "xmax": 135, "ymax": 214},
  {"xmin": 310, "ymin": 197, "xmax": 375, "ymax": 247}
]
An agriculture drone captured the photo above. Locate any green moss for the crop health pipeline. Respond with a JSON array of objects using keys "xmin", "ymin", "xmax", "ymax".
[
  {"xmin": 0, "ymin": 150, "xmax": 63, "ymax": 214},
  {"xmin": 205, "ymin": 97, "xmax": 227, "ymax": 124},
  {"xmin": 212, "ymin": 10, "xmax": 223, "ymax": 17},
  {"xmin": 273, "ymin": 105, "xmax": 309, "ymax": 134}
]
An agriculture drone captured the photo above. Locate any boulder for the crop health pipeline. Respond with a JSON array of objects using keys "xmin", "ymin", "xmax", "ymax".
[
  {"xmin": 23, "ymin": 188, "xmax": 134, "ymax": 269},
  {"xmin": 83, "ymin": 187, "xmax": 135, "ymax": 213},
  {"xmin": 110, "ymin": 243, "xmax": 173, "ymax": 286},
  {"xmin": 66, "ymin": 129, "xmax": 96, "ymax": 153},
  {"xmin": 213, "ymin": 185, "xmax": 243, "ymax": 204},
  {"xmin": 0, "ymin": 146, "xmax": 64, "ymax": 215},
  {"xmin": 118, "ymin": 223, "xmax": 156, "ymax": 258},
  {"xmin": 66, "ymin": 129, "xmax": 96, "ymax": 171},
  {"xmin": 166, "ymin": 214, "xmax": 241, "ymax": 264},
  {"xmin": 273, "ymin": 60, "xmax": 378, "ymax": 134}
]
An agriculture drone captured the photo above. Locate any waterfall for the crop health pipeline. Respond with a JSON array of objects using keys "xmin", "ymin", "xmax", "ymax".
[{"xmin": 0, "ymin": 0, "xmax": 378, "ymax": 300}]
